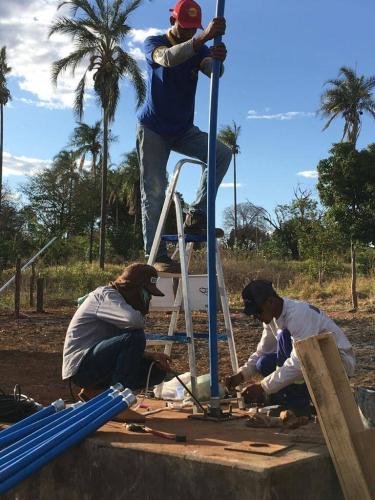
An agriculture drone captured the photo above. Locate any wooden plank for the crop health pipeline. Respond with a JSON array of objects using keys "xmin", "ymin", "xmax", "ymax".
[
  {"xmin": 352, "ymin": 428, "xmax": 375, "ymax": 497},
  {"xmin": 295, "ymin": 334, "xmax": 371, "ymax": 500},
  {"xmin": 318, "ymin": 334, "xmax": 363, "ymax": 432},
  {"xmin": 225, "ymin": 441, "xmax": 292, "ymax": 456}
]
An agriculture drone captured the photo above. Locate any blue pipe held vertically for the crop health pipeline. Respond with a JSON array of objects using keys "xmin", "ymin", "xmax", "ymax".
[{"xmin": 207, "ymin": 0, "xmax": 226, "ymax": 410}]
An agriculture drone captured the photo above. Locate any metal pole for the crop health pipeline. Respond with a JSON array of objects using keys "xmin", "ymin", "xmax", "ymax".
[
  {"xmin": 207, "ymin": 0, "xmax": 225, "ymax": 412},
  {"xmin": 0, "ymin": 237, "xmax": 57, "ymax": 295}
]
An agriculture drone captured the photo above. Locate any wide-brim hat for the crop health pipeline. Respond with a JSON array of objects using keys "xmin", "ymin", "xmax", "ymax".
[{"xmin": 116, "ymin": 263, "xmax": 164, "ymax": 297}]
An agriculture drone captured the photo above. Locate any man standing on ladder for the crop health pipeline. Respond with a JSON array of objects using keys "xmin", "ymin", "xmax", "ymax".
[{"xmin": 137, "ymin": 0, "xmax": 232, "ymax": 273}]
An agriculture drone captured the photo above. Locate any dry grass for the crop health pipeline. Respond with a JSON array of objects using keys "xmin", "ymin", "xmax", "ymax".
[{"xmin": 0, "ymin": 252, "xmax": 374, "ymax": 312}]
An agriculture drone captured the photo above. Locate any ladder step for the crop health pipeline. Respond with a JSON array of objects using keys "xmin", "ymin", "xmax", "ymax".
[
  {"xmin": 161, "ymin": 234, "xmax": 207, "ymax": 243},
  {"xmin": 149, "ymin": 306, "xmax": 181, "ymax": 312},
  {"xmin": 145, "ymin": 332, "xmax": 229, "ymax": 344}
]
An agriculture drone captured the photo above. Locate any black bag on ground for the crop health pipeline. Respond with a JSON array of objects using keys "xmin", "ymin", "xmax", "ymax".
[{"xmin": 0, "ymin": 385, "xmax": 42, "ymax": 423}]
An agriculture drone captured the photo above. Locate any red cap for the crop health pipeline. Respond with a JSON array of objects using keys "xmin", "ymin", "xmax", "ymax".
[{"xmin": 170, "ymin": 0, "xmax": 203, "ymax": 29}]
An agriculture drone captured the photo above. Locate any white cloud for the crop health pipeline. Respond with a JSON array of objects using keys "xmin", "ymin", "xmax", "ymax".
[
  {"xmin": 3, "ymin": 151, "xmax": 51, "ymax": 177},
  {"xmin": 128, "ymin": 46, "xmax": 146, "ymax": 62},
  {"xmin": 220, "ymin": 182, "xmax": 243, "ymax": 188},
  {"xmin": 247, "ymin": 109, "xmax": 314, "ymax": 120},
  {"xmin": 297, "ymin": 170, "xmax": 318, "ymax": 178},
  {"xmin": 129, "ymin": 28, "xmax": 164, "ymax": 44},
  {"xmin": 0, "ymin": 1, "xmax": 160, "ymax": 109}
]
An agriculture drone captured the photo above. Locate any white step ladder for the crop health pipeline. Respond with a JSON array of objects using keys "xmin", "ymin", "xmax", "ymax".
[{"xmin": 146, "ymin": 159, "xmax": 240, "ymax": 405}]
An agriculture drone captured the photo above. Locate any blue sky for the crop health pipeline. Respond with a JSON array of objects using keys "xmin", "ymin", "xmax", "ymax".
[{"xmin": 1, "ymin": 0, "xmax": 375, "ymax": 226}]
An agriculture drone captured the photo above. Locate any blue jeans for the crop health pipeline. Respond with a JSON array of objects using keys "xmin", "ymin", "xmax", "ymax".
[
  {"xmin": 256, "ymin": 329, "xmax": 310, "ymax": 410},
  {"xmin": 137, "ymin": 124, "xmax": 232, "ymax": 256},
  {"xmin": 71, "ymin": 329, "xmax": 166, "ymax": 391}
]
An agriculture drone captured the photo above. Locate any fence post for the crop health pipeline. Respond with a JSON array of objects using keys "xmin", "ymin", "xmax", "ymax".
[
  {"xmin": 36, "ymin": 277, "xmax": 44, "ymax": 313},
  {"xmin": 14, "ymin": 258, "xmax": 21, "ymax": 319},
  {"xmin": 29, "ymin": 262, "xmax": 36, "ymax": 308}
]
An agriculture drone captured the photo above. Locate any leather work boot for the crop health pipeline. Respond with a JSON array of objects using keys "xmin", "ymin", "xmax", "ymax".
[
  {"xmin": 184, "ymin": 211, "xmax": 224, "ymax": 238},
  {"xmin": 153, "ymin": 255, "xmax": 181, "ymax": 274}
]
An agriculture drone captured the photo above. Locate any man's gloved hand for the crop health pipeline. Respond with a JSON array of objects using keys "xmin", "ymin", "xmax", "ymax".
[
  {"xmin": 203, "ymin": 17, "xmax": 226, "ymax": 41},
  {"xmin": 210, "ymin": 42, "xmax": 227, "ymax": 62},
  {"xmin": 145, "ymin": 352, "xmax": 171, "ymax": 372},
  {"xmin": 241, "ymin": 383, "xmax": 266, "ymax": 404},
  {"xmin": 224, "ymin": 372, "xmax": 244, "ymax": 391}
]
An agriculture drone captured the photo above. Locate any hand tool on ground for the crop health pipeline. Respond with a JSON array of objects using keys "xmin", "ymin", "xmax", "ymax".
[
  {"xmin": 168, "ymin": 369, "xmax": 206, "ymax": 414},
  {"xmin": 125, "ymin": 423, "xmax": 186, "ymax": 442}
]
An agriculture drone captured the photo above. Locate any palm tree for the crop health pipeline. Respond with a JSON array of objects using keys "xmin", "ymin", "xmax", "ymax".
[
  {"xmin": 69, "ymin": 121, "xmax": 102, "ymax": 261},
  {"xmin": 68, "ymin": 121, "xmax": 102, "ymax": 174},
  {"xmin": 320, "ymin": 66, "xmax": 375, "ymax": 147},
  {"xmin": 218, "ymin": 121, "xmax": 241, "ymax": 243},
  {"xmin": 320, "ymin": 67, "xmax": 375, "ymax": 310},
  {"xmin": 49, "ymin": 0, "xmax": 146, "ymax": 269},
  {"xmin": 0, "ymin": 46, "xmax": 11, "ymax": 211}
]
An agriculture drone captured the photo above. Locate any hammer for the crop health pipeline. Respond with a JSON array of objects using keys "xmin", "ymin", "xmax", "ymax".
[{"xmin": 125, "ymin": 423, "xmax": 186, "ymax": 442}]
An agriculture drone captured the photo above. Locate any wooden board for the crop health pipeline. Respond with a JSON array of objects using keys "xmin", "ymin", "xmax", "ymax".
[
  {"xmin": 295, "ymin": 333, "xmax": 372, "ymax": 500},
  {"xmin": 225, "ymin": 441, "xmax": 292, "ymax": 456}
]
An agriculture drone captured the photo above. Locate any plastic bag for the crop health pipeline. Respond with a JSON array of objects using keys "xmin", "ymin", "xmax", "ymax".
[{"xmin": 153, "ymin": 372, "xmax": 191, "ymax": 400}]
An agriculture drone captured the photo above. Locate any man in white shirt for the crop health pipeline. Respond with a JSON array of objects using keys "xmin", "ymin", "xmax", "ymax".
[
  {"xmin": 226, "ymin": 279, "xmax": 355, "ymax": 411},
  {"xmin": 62, "ymin": 263, "xmax": 171, "ymax": 400}
]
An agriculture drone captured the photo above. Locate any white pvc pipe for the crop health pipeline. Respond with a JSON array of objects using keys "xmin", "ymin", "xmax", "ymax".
[{"xmin": 0, "ymin": 237, "xmax": 58, "ymax": 295}]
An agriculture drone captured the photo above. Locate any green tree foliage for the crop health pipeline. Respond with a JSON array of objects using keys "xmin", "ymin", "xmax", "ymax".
[
  {"xmin": 266, "ymin": 189, "xmax": 321, "ymax": 260},
  {"xmin": 319, "ymin": 66, "xmax": 375, "ymax": 146},
  {"xmin": 22, "ymin": 150, "xmax": 90, "ymax": 236},
  {"xmin": 218, "ymin": 122, "xmax": 241, "ymax": 243},
  {"xmin": 223, "ymin": 201, "xmax": 269, "ymax": 250},
  {"xmin": 317, "ymin": 142, "xmax": 375, "ymax": 308},
  {"xmin": 0, "ymin": 46, "xmax": 11, "ymax": 210},
  {"xmin": 0, "ymin": 191, "xmax": 36, "ymax": 270},
  {"xmin": 49, "ymin": 0, "xmax": 146, "ymax": 268}
]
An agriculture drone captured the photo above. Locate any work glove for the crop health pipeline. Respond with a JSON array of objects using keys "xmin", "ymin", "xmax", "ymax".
[
  {"xmin": 224, "ymin": 372, "xmax": 244, "ymax": 391},
  {"xmin": 145, "ymin": 352, "xmax": 171, "ymax": 372},
  {"xmin": 241, "ymin": 383, "xmax": 266, "ymax": 404}
]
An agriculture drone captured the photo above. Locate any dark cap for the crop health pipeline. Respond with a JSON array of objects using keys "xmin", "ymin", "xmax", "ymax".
[
  {"xmin": 114, "ymin": 264, "xmax": 164, "ymax": 297},
  {"xmin": 242, "ymin": 279, "xmax": 276, "ymax": 316},
  {"xmin": 170, "ymin": 0, "xmax": 203, "ymax": 29}
]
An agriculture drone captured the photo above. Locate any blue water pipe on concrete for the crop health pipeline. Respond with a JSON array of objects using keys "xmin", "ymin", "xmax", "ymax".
[
  {"xmin": 0, "ymin": 387, "xmax": 135, "ymax": 495},
  {"xmin": 207, "ymin": 0, "xmax": 226, "ymax": 413},
  {"xmin": 0, "ymin": 398, "xmax": 65, "ymax": 442},
  {"xmin": 0, "ymin": 389, "xmax": 125, "ymax": 469},
  {"xmin": 0, "ymin": 386, "xmax": 119, "ymax": 450}
]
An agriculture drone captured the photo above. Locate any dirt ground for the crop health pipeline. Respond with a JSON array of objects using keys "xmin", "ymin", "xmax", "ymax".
[{"xmin": 0, "ymin": 305, "xmax": 374, "ymax": 405}]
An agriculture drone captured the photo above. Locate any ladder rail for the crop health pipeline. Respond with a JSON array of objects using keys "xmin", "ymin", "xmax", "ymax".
[
  {"xmin": 147, "ymin": 159, "xmax": 205, "ymax": 265},
  {"xmin": 174, "ymin": 194, "xmax": 198, "ymax": 398},
  {"xmin": 215, "ymin": 240, "xmax": 238, "ymax": 374}
]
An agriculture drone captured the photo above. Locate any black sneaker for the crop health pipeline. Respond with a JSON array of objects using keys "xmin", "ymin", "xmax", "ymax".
[
  {"xmin": 154, "ymin": 255, "xmax": 181, "ymax": 274},
  {"xmin": 184, "ymin": 211, "xmax": 224, "ymax": 238}
]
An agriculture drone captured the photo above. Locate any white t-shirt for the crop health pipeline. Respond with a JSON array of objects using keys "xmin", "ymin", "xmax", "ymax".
[{"xmin": 239, "ymin": 298, "xmax": 355, "ymax": 394}]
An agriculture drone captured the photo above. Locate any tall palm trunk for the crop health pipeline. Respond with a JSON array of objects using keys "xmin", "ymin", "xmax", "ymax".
[
  {"xmin": 350, "ymin": 239, "xmax": 358, "ymax": 310},
  {"xmin": 89, "ymin": 219, "xmax": 94, "ymax": 263},
  {"xmin": 233, "ymin": 152, "xmax": 238, "ymax": 244},
  {"xmin": 88, "ymin": 150, "xmax": 98, "ymax": 263},
  {"xmin": 99, "ymin": 107, "xmax": 109, "ymax": 269},
  {"xmin": 0, "ymin": 103, "xmax": 3, "ymax": 211}
]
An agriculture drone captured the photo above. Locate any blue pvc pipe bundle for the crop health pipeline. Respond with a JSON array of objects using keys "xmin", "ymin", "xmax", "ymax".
[{"xmin": 0, "ymin": 385, "xmax": 135, "ymax": 495}]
